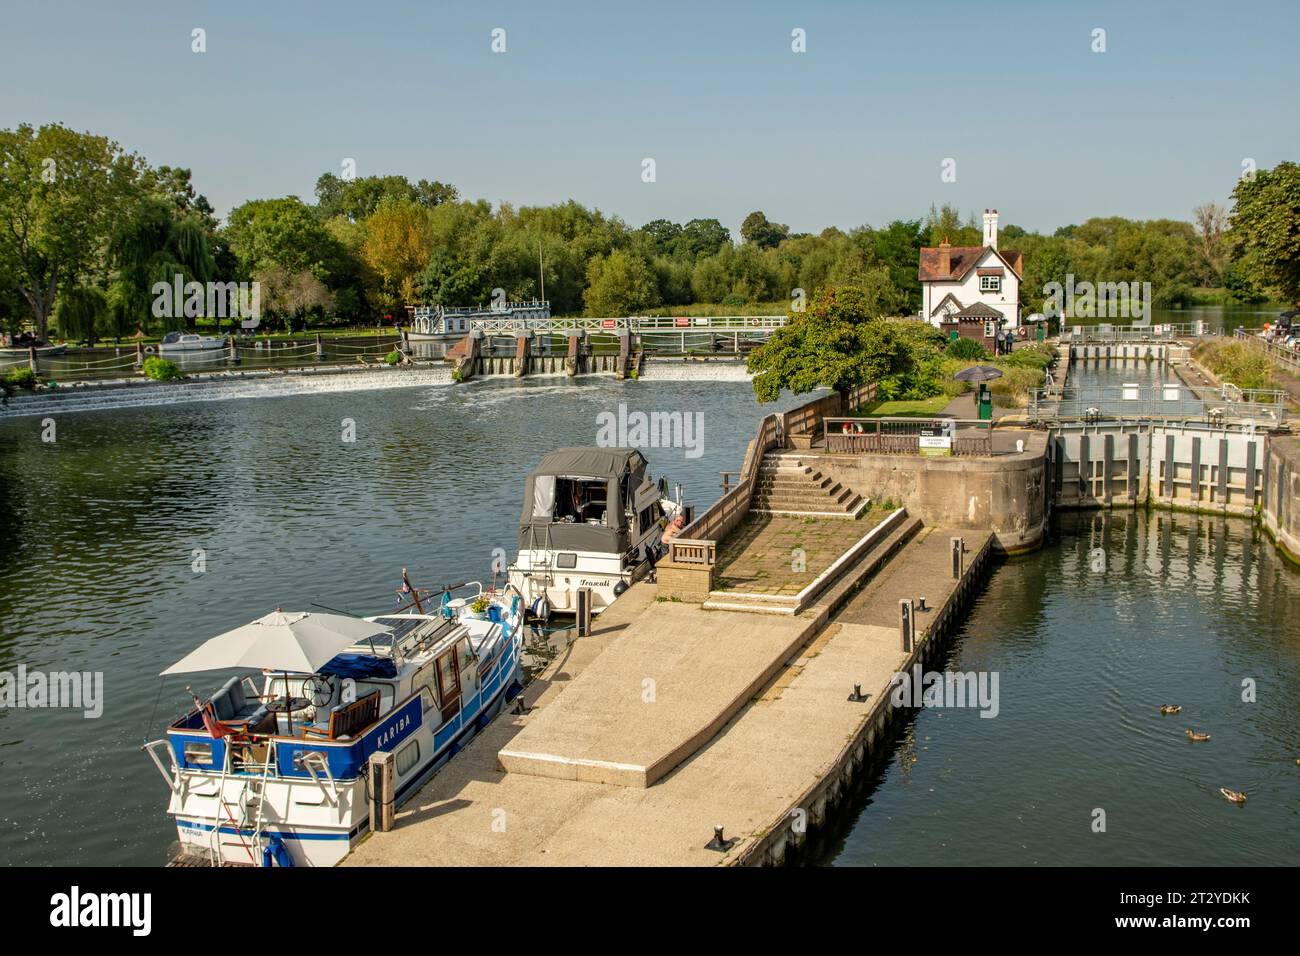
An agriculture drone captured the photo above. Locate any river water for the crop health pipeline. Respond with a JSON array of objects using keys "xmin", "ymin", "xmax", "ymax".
[
  {"xmin": 0, "ymin": 377, "xmax": 805, "ymax": 865},
  {"xmin": 0, "ymin": 357, "xmax": 1295, "ymax": 867}
]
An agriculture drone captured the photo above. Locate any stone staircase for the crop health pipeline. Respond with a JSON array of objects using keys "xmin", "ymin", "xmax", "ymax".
[{"xmin": 751, "ymin": 454, "xmax": 867, "ymax": 518}]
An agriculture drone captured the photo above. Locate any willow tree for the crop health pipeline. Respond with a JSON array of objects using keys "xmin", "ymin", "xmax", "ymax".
[
  {"xmin": 109, "ymin": 197, "xmax": 215, "ymax": 333},
  {"xmin": 56, "ymin": 286, "xmax": 109, "ymax": 345}
]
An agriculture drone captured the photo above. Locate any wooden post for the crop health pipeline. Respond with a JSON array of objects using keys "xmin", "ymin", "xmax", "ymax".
[
  {"xmin": 368, "ymin": 751, "xmax": 396, "ymax": 833},
  {"xmin": 951, "ymin": 537, "xmax": 964, "ymax": 579},
  {"xmin": 576, "ymin": 587, "xmax": 592, "ymax": 637},
  {"xmin": 315, "ymin": 333, "xmax": 325, "ymax": 359},
  {"xmin": 899, "ymin": 599, "xmax": 913, "ymax": 652},
  {"xmin": 135, "ymin": 341, "xmax": 145, "ymax": 369},
  {"xmin": 28, "ymin": 346, "xmax": 37, "ymax": 373},
  {"xmin": 228, "ymin": 337, "xmax": 240, "ymax": 365}
]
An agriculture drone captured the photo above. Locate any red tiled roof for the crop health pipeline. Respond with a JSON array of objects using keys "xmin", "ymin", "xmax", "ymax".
[{"xmin": 919, "ymin": 246, "xmax": 1023, "ymax": 282}]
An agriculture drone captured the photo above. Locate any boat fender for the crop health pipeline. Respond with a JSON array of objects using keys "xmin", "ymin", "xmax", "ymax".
[
  {"xmin": 613, "ymin": 580, "xmax": 629, "ymax": 597},
  {"xmin": 531, "ymin": 596, "xmax": 550, "ymax": 621}
]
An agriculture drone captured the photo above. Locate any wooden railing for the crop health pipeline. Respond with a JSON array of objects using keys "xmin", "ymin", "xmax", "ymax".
[
  {"xmin": 669, "ymin": 412, "xmax": 782, "ymax": 565},
  {"xmin": 824, "ymin": 417, "xmax": 994, "ymax": 456},
  {"xmin": 666, "ymin": 382, "xmax": 881, "ymax": 567}
]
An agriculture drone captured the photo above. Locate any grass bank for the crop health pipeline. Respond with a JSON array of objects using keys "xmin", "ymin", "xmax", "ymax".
[{"xmin": 1191, "ymin": 340, "xmax": 1276, "ymax": 390}]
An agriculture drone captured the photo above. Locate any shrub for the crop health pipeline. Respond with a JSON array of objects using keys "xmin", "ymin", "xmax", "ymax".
[
  {"xmin": 947, "ymin": 337, "xmax": 988, "ymax": 361},
  {"xmin": 1192, "ymin": 341, "xmax": 1275, "ymax": 390},
  {"xmin": 141, "ymin": 357, "xmax": 181, "ymax": 381},
  {"xmin": 384, "ymin": 350, "xmax": 401, "ymax": 366},
  {"xmin": 5, "ymin": 367, "xmax": 38, "ymax": 390}
]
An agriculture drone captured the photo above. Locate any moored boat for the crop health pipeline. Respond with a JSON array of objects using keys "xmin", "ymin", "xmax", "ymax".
[
  {"xmin": 143, "ymin": 576, "xmax": 525, "ymax": 867},
  {"xmin": 156, "ymin": 331, "xmax": 228, "ymax": 353},
  {"xmin": 508, "ymin": 447, "xmax": 688, "ymax": 618}
]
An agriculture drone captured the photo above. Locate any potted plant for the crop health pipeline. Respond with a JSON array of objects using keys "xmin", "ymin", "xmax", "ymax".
[{"xmin": 468, "ymin": 595, "xmax": 491, "ymax": 620}]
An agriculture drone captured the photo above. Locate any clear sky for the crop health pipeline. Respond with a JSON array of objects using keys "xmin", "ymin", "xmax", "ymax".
[{"xmin": 2, "ymin": 0, "xmax": 1297, "ymax": 235}]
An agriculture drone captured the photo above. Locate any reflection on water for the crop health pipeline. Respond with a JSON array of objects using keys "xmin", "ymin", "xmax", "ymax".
[
  {"xmin": 822, "ymin": 510, "xmax": 1300, "ymax": 866},
  {"xmin": 0, "ymin": 378, "xmax": 808, "ymax": 865}
]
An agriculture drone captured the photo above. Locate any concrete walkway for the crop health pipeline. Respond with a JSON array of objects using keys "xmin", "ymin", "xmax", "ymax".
[{"xmin": 344, "ymin": 523, "xmax": 991, "ymax": 867}]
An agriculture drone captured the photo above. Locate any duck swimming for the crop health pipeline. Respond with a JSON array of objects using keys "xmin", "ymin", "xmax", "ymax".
[
  {"xmin": 1220, "ymin": 788, "xmax": 1247, "ymax": 804},
  {"xmin": 1160, "ymin": 705, "xmax": 1182, "ymax": 715},
  {"xmin": 1186, "ymin": 729, "xmax": 1211, "ymax": 742}
]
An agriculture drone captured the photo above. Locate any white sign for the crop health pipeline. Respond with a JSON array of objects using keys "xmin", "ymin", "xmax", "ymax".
[{"xmin": 919, "ymin": 434, "xmax": 952, "ymax": 449}]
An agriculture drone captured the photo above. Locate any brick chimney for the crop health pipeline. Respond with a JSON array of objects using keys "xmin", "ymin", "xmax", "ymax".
[
  {"xmin": 938, "ymin": 236, "xmax": 951, "ymax": 276},
  {"xmin": 982, "ymin": 208, "xmax": 999, "ymax": 250}
]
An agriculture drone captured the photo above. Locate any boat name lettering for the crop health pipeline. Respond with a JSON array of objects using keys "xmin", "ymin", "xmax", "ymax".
[{"xmin": 376, "ymin": 714, "xmax": 412, "ymax": 748}]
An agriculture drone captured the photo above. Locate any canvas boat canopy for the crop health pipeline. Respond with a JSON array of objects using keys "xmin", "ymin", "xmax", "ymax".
[{"xmin": 519, "ymin": 447, "xmax": 650, "ymax": 554}]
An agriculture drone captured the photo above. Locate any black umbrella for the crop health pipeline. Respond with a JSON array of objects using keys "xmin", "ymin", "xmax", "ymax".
[{"xmin": 953, "ymin": 365, "xmax": 1004, "ymax": 384}]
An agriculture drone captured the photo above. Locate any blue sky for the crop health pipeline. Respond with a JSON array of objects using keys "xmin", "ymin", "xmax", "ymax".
[{"xmin": 2, "ymin": 0, "xmax": 1297, "ymax": 234}]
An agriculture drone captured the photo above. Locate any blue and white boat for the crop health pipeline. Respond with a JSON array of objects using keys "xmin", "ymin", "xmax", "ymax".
[{"xmin": 143, "ymin": 580, "xmax": 525, "ymax": 867}]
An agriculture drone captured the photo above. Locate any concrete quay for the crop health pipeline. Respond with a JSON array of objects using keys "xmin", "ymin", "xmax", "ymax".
[{"xmin": 344, "ymin": 519, "xmax": 992, "ymax": 867}]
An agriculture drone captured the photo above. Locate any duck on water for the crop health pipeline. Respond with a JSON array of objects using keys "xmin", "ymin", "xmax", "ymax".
[{"xmin": 142, "ymin": 573, "xmax": 525, "ymax": 867}]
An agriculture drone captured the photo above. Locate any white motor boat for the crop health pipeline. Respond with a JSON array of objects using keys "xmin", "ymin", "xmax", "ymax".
[
  {"xmin": 508, "ymin": 447, "xmax": 687, "ymax": 618},
  {"xmin": 143, "ymin": 580, "xmax": 525, "ymax": 867},
  {"xmin": 156, "ymin": 331, "xmax": 228, "ymax": 353}
]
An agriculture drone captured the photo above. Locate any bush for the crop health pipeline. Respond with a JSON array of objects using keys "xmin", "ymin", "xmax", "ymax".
[
  {"xmin": 5, "ymin": 367, "xmax": 38, "ymax": 390},
  {"xmin": 1192, "ymin": 341, "xmax": 1275, "ymax": 390},
  {"xmin": 384, "ymin": 350, "xmax": 401, "ymax": 366},
  {"xmin": 141, "ymin": 357, "xmax": 181, "ymax": 381},
  {"xmin": 947, "ymin": 337, "xmax": 989, "ymax": 361}
]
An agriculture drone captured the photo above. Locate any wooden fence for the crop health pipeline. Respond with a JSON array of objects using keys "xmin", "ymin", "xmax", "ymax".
[{"xmin": 823, "ymin": 417, "xmax": 994, "ymax": 456}]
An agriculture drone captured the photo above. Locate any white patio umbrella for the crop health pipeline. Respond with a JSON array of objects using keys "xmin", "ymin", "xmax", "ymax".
[{"xmin": 161, "ymin": 609, "xmax": 391, "ymax": 676}]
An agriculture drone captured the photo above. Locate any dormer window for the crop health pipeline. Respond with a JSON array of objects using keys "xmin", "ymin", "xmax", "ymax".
[{"xmin": 980, "ymin": 275, "xmax": 1001, "ymax": 293}]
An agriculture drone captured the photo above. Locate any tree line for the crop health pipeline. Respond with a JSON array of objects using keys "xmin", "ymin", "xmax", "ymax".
[{"xmin": 2, "ymin": 123, "xmax": 1296, "ymax": 342}]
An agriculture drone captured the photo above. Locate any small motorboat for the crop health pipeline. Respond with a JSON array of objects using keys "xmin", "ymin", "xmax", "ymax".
[
  {"xmin": 509, "ymin": 447, "xmax": 688, "ymax": 618},
  {"xmin": 156, "ymin": 331, "xmax": 228, "ymax": 353},
  {"xmin": 143, "ymin": 574, "xmax": 525, "ymax": 867}
]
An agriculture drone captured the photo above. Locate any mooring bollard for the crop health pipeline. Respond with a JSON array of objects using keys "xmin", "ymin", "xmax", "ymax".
[
  {"xmin": 28, "ymin": 346, "xmax": 37, "ymax": 373},
  {"xmin": 315, "ymin": 333, "xmax": 325, "ymax": 360},
  {"xmin": 899, "ymin": 598, "xmax": 913, "ymax": 652},
  {"xmin": 951, "ymin": 537, "xmax": 964, "ymax": 579},
  {"xmin": 368, "ymin": 750, "xmax": 396, "ymax": 833},
  {"xmin": 705, "ymin": 824, "xmax": 736, "ymax": 851},
  {"xmin": 917, "ymin": 596, "xmax": 928, "ymax": 612},
  {"xmin": 228, "ymin": 338, "xmax": 240, "ymax": 365},
  {"xmin": 135, "ymin": 341, "xmax": 144, "ymax": 369},
  {"xmin": 576, "ymin": 587, "xmax": 592, "ymax": 637},
  {"xmin": 847, "ymin": 683, "xmax": 869, "ymax": 702}
]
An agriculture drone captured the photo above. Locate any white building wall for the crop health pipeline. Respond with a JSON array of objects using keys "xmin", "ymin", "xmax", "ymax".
[{"xmin": 922, "ymin": 248, "xmax": 1021, "ymax": 329}]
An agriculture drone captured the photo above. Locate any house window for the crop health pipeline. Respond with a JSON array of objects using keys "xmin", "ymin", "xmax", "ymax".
[{"xmin": 980, "ymin": 275, "xmax": 1001, "ymax": 293}]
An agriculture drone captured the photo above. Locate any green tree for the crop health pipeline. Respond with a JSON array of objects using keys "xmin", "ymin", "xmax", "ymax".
[
  {"xmin": 747, "ymin": 285, "xmax": 936, "ymax": 403},
  {"xmin": 584, "ymin": 250, "xmax": 660, "ymax": 316},
  {"xmin": 1230, "ymin": 162, "xmax": 1300, "ymax": 305},
  {"xmin": 314, "ymin": 173, "xmax": 458, "ymax": 222},
  {"xmin": 109, "ymin": 197, "xmax": 215, "ymax": 333},
  {"xmin": 0, "ymin": 123, "xmax": 145, "ymax": 339},
  {"xmin": 55, "ymin": 286, "xmax": 109, "ymax": 344},
  {"xmin": 740, "ymin": 211, "xmax": 789, "ymax": 249}
]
